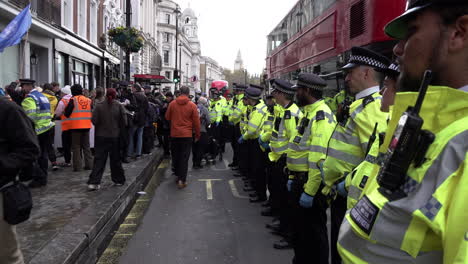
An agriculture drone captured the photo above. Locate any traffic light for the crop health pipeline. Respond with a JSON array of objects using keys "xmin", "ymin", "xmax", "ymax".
[{"xmin": 173, "ymin": 70, "xmax": 180, "ymax": 83}]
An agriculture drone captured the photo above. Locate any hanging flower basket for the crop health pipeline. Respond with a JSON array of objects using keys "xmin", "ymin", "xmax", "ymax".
[{"xmin": 108, "ymin": 27, "xmax": 144, "ymax": 53}]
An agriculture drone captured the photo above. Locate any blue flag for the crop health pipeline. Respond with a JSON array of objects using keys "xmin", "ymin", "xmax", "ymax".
[{"xmin": 0, "ymin": 4, "xmax": 32, "ymax": 53}]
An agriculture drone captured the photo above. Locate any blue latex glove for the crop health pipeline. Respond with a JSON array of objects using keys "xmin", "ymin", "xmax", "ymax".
[
  {"xmin": 299, "ymin": 192, "xmax": 314, "ymax": 208},
  {"xmin": 287, "ymin": 180, "xmax": 293, "ymax": 192},
  {"xmin": 216, "ymin": 121, "xmax": 220, "ymax": 126},
  {"xmin": 229, "ymin": 122, "xmax": 234, "ymax": 125},
  {"xmin": 337, "ymin": 181, "xmax": 348, "ymax": 198},
  {"xmin": 237, "ymin": 136, "xmax": 244, "ymax": 144},
  {"xmin": 258, "ymin": 138, "xmax": 270, "ymax": 150}
]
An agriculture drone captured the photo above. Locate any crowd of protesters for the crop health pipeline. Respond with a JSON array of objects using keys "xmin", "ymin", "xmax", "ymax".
[{"xmin": 0, "ymin": 80, "xmax": 176, "ymax": 191}]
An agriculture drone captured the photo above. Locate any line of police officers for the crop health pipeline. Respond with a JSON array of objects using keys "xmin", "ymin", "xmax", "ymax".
[{"xmin": 210, "ymin": 2, "xmax": 468, "ymax": 263}]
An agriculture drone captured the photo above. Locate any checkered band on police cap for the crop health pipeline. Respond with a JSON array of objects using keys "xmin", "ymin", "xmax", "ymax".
[{"xmin": 343, "ymin": 47, "xmax": 391, "ymax": 71}]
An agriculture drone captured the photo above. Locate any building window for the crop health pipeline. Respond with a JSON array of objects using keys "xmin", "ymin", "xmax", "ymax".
[
  {"xmin": 166, "ymin": 14, "xmax": 171, "ymax": 24},
  {"xmin": 164, "ymin": 32, "xmax": 170, "ymax": 43},
  {"xmin": 90, "ymin": 2, "xmax": 98, "ymax": 44},
  {"xmin": 72, "ymin": 60, "xmax": 89, "ymax": 89},
  {"xmin": 163, "ymin": 50, "xmax": 169, "ymax": 65},
  {"xmin": 78, "ymin": 0, "xmax": 87, "ymax": 38},
  {"xmin": 165, "ymin": 71, "xmax": 171, "ymax": 79},
  {"xmin": 63, "ymin": 0, "xmax": 73, "ymax": 29},
  {"xmin": 57, "ymin": 53, "xmax": 66, "ymax": 87}
]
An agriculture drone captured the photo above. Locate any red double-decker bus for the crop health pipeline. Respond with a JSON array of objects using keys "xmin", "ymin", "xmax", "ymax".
[{"xmin": 266, "ymin": 0, "xmax": 406, "ymax": 93}]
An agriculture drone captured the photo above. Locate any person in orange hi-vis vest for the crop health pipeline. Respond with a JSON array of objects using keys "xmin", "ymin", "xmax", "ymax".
[
  {"xmin": 55, "ymin": 86, "xmax": 73, "ymax": 167},
  {"xmin": 64, "ymin": 84, "xmax": 93, "ymax": 172}
]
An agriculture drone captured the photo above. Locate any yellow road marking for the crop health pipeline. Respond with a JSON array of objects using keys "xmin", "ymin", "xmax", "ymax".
[
  {"xmin": 228, "ymin": 179, "xmax": 249, "ymax": 199},
  {"xmin": 198, "ymin": 179, "xmax": 222, "ymax": 200}
]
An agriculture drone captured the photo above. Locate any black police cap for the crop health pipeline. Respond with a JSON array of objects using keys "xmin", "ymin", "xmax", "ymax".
[
  {"xmin": 385, "ymin": 0, "xmax": 467, "ymax": 39},
  {"xmin": 342, "ymin": 47, "xmax": 390, "ymax": 71},
  {"xmin": 245, "ymin": 86, "xmax": 262, "ymax": 100},
  {"xmin": 249, "ymin": 84, "xmax": 264, "ymax": 90},
  {"xmin": 233, "ymin": 84, "xmax": 247, "ymax": 90},
  {"xmin": 270, "ymin": 79, "xmax": 296, "ymax": 95},
  {"xmin": 19, "ymin": 79, "xmax": 35, "ymax": 86},
  {"xmin": 293, "ymin": 73, "xmax": 327, "ymax": 91}
]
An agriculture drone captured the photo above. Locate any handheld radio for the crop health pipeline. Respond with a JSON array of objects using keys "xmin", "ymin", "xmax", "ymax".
[{"xmin": 377, "ymin": 70, "xmax": 433, "ymax": 200}]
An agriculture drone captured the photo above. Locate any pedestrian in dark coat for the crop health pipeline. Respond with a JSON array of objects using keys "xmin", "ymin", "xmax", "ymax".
[{"xmin": 87, "ymin": 88, "xmax": 127, "ymax": 191}]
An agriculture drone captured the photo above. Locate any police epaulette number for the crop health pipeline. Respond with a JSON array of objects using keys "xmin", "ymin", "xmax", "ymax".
[
  {"xmin": 284, "ymin": 110, "xmax": 291, "ymax": 119},
  {"xmin": 362, "ymin": 95, "xmax": 375, "ymax": 107},
  {"xmin": 316, "ymin": 110, "xmax": 325, "ymax": 121}
]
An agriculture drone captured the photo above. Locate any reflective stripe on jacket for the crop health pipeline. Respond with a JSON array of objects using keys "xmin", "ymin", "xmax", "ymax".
[
  {"xmin": 22, "ymin": 89, "xmax": 54, "ymax": 135},
  {"xmin": 268, "ymin": 103, "xmax": 302, "ymax": 162},
  {"xmin": 243, "ymin": 101, "xmax": 267, "ymax": 140},
  {"xmin": 60, "ymin": 97, "xmax": 71, "ymax": 131},
  {"xmin": 322, "ymin": 92, "xmax": 388, "ymax": 195},
  {"xmin": 68, "ymin": 95, "xmax": 92, "ymax": 130},
  {"xmin": 338, "ymin": 86, "xmax": 468, "ymax": 264}
]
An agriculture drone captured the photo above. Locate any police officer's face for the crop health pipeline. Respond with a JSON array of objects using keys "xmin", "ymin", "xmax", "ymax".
[
  {"xmin": 296, "ymin": 87, "xmax": 308, "ymax": 107},
  {"xmin": 344, "ymin": 66, "xmax": 372, "ymax": 95},
  {"xmin": 393, "ymin": 10, "xmax": 455, "ymax": 90}
]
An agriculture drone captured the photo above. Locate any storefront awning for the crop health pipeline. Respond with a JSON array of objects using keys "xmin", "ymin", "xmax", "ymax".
[{"xmin": 133, "ymin": 74, "xmax": 173, "ymax": 84}]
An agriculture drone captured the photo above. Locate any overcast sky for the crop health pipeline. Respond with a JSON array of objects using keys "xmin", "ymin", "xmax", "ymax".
[{"xmin": 177, "ymin": 0, "xmax": 298, "ymax": 75}]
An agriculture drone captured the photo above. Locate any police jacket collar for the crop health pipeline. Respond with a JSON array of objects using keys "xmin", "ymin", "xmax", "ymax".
[
  {"xmin": 459, "ymin": 85, "xmax": 468, "ymax": 92},
  {"xmin": 355, "ymin": 86, "xmax": 380, "ymax": 100}
]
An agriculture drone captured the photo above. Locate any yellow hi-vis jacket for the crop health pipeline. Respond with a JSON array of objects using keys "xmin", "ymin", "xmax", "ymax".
[
  {"xmin": 240, "ymin": 104, "xmax": 252, "ymax": 135},
  {"xmin": 229, "ymin": 94, "xmax": 246, "ymax": 125},
  {"xmin": 209, "ymin": 97, "xmax": 226, "ymax": 123},
  {"xmin": 322, "ymin": 90, "xmax": 388, "ymax": 195},
  {"xmin": 344, "ymin": 135, "xmax": 381, "ymax": 209},
  {"xmin": 338, "ymin": 86, "xmax": 468, "ymax": 264},
  {"xmin": 266, "ymin": 102, "xmax": 302, "ymax": 162},
  {"xmin": 259, "ymin": 105, "xmax": 276, "ymax": 152},
  {"xmin": 242, "ymin": 101, "xmax": 267, "ymax": 140},
  {"xmin": 287, "ymin": 100, "xmax": 335, "ymax": 174}
]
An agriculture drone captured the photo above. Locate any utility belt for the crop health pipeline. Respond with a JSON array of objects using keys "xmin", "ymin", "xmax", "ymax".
[{"xmin": 290, "ymin": 170, "xmax": 308, "ymax": 183}]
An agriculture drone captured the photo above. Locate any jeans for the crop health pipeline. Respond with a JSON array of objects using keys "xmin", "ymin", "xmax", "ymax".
[
  {"xmin": 127, "ymin": 126, "xmax": 144, "ymax": 157},
  {"xmin": 171, "ymin": 137, "xmax": 193, "ymax": 183},
  {"xmin": 88, "ymin": 137, "xmax": 125, "ymax": 185}
]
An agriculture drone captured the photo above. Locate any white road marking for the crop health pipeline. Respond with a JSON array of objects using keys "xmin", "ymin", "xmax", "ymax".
[
  {"xmin": 228, "ymin": 179, "xmax": 249, "ymax": 199},
  {"xmin": 198, "ymin": 179, "xmax": 222, "ymax": 200},
  {"xmin": 210, "ymin": 158, "xmax": 230, "ymax": 171}
]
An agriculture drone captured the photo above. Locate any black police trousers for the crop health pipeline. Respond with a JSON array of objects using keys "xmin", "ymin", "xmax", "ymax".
[
  {"xmin": 247, "ymin": 139, "xmax": 267, "ymax": 200},
  {"xmin": 270, "ymin": 157, "xmax": 291, "ymax": 231},
  {"xmin": 230, "ymin": 123, "xmax": 241, "ymax": 166},
  {"xmin": 290, "ymin": 180, "xmax": 329, "ymax": 264},
  {"xmin": 331, "ymin": 195, "xmax": 347, "ymax": 264}
]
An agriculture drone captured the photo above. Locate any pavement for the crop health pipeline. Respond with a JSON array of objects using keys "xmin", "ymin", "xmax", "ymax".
[
  {"xmin": 16, "ymin": 147, "xmax": 164, "ymax": 264},
  {"xmin": 101, "ymin": 148, "xmax": 294, "ymax": 264}
]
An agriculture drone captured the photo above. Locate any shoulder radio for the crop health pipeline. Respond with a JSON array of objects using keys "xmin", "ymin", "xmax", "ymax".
[{"xmin": 377, "ymin": 70, "xmax": 435, "ymax": 201}]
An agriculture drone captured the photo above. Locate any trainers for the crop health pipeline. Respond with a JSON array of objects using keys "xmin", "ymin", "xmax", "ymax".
[
  {"xmin": 87, "ymin": 184, "xmax": 100, "ymax": 191},
  {"xmin": 58, "ymin": 162, "xmax": 71, "ymax": 167},
  {"xmin": 177, "ymin": 180, "xmax": 186, "ymax": 189},
  {"xmin": 52, "ymin": 162, "xmax": 59, "ymax": 171},
  {"xmin": 114, "ymin": 183, "xmax": 124, "ymax": 186}
]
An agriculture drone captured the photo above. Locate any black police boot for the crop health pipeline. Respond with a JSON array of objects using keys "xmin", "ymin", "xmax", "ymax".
[
  {"xmin": 249, "ymin": 196, "xmax": 267, "ymax": 203},
  {"xmin": 243, "ymin": 187, "xmax": 255, "ymax": 192},
  {"xmin": 248, "ymin": 193, "xmax": 257, "ymax": 198},
  {"xmin": 261, "ymin": 208, "xmax": 275, "ymax": 217},
  {"xmin": 273, "ymin": 238, "xmax": 293, "ymax": 250}
]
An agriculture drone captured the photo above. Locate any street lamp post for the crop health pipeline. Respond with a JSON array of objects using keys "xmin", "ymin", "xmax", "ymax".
[
  {"xmin": 125, "ymin": 0, "xmax": 132, "ymax": 81},
  {"xmin": 178, "ymin": 43, "xmax": 182, "ymax": 87},
  {"xmin": 174, "ymin": 6, "xmax": 180, "ymax": 88},
  {"xmin": 186, "ymin": 63, "xmax": 189, "ymax": 85}
]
